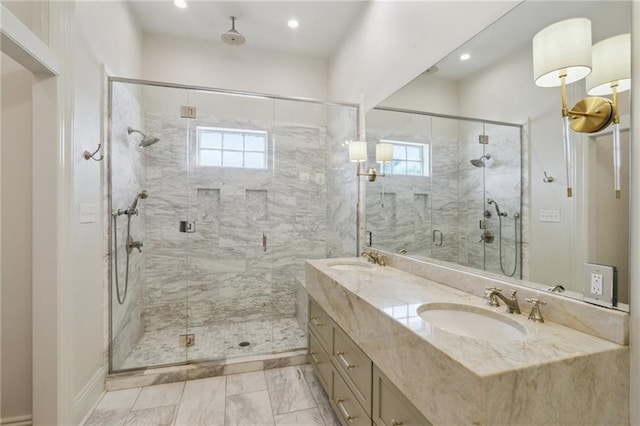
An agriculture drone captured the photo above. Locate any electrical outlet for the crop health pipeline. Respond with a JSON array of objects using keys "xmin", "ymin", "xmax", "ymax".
[
  {"xmin": 590, "ymin": 273, "xmax": 603, "ymax": 295},
  {"xmin": 583, "ymin": 263, "xmax": 617, "ymax": 307}
]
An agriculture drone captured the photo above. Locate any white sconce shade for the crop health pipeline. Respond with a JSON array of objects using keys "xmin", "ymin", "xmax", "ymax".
[
  {"xmin": 586, "ymin": 34, "xmax": 631, "ymax": 95},
  {"xmin": 533, "ymin": 18, "xmax": 592, "ymax": 87},
  {"xmin": 349, "ymin": 141, "xmax": 367, "ymax": 162},
  {"xmin": 376, "ymin": 143, "xmax": 393, "ymax": 163}
]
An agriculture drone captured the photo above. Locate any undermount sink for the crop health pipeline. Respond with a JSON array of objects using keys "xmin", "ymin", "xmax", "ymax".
[
  {"xmin": 417, "ymin": 303, "xmax": 527, "ymax": 342},
  {"xmin": 327, "ymin": 261, "xmax": 374, "ymax": 271}
]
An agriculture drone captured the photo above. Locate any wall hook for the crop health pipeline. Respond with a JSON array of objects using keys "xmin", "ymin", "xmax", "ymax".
[
  {"xmin": 83, "ymin": 144, "xmax": 104, "ymax": 161},
  {"xmin": 543, "ymin": 171, "xmax": 554, "ymax": 183}
]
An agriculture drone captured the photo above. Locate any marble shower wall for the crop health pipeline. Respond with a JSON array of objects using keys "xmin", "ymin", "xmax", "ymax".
[
  {"xmin": 142, "ymin": 104, "xmax": 357, "ymax": 333},
  {"xmin": 110, "ymin": 82, "xmax": 146, "ymax": 370},
  {"xmin": 365, "ymin": 128, "xmax": 432, "ymax": 255},
  {"xmin": 326, "ymin": 106, "xmax": 359, "ymax": 258},
  {"xmin": 457, "ymin": 122, "xmax": 522, "ymax": 277}
]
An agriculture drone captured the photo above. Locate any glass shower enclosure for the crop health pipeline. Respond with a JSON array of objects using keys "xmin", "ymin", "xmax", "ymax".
[
  {"xmin": 108, "ymin": 78, "xmax": 358, "ymax": 372},
  {"xmin": 364, "ymin": 107, "xmax": 522, "ymax": 278}
]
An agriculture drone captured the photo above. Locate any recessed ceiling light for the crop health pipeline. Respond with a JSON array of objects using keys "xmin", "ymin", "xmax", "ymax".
[
  {"xmin": 287, "ymin": 19, "xmax": 299, "ymax": 29},
  {"xmin": 174, "ymin": 0, "xmax": 187, "ymax": 9},
  {"xmin": 460, "ymin": 53, "xmax": 471, "ymax": 61}
]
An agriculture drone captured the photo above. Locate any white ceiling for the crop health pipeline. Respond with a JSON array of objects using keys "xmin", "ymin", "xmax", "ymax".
[
  {"xmin": 431, "ymin": 1, "xmax": 631, "ymax": 82},
  {"xmin": 127, "ymin": 0, "xmax": 370, "ymax": 59}
]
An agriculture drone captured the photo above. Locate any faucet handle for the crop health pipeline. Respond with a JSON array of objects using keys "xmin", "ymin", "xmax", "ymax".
[
  {"xmin": 484, "ymin": 287, "xmax": 502, "ymax": 307},
  {"xmin": 525, "ymin": 298, "xmax": 546, "ymax": 323},
  {"xmin": 509, "ymin": 289, "xmax": 517, "ymax": 299}
]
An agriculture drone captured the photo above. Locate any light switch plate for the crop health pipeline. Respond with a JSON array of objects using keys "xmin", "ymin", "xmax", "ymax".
[
  {"xmin": 79, "ymin": 203, "xmax": 96, "ymax": 223},
  {"xmin": 583, "ymin": 263, "xmax": 616, "ymax": 307},
  {"xmin": 539, "ymin": 209, "xmax": 561, "ymax": 222}
]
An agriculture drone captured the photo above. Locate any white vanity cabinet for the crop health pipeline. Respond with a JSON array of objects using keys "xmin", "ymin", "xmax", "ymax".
[{"xmin": 308, "ymin": 298, "xmax": 429, "ymax": 426}]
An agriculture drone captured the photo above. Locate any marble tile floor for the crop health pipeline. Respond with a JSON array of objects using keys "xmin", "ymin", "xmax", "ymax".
[
  {"xmin": 84, "ymin": 364, "xmax": 341, "ymax": 426},
  {"xmin": 120, "ymin": 318, "xmax": 306, "ymax": 370}
]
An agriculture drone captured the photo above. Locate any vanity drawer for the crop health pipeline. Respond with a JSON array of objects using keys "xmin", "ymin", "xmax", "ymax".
[
  {"xmin": 309, "ymin": 299, "xmax": 333, "ymax": 352},
  {"xmin": 332, "ymin": 367, "xmax": 372, "ymax": 426},
  {"xmin": 333, "ymin": 325, "xmax": 372, "ymax": 415},
  {"xmin": 372, "ymin": 366, "xmax": 431, "ymax": 426},
  {"xmin": 308, "ymin": 328, "xmax": 332, "ymax": 391}
]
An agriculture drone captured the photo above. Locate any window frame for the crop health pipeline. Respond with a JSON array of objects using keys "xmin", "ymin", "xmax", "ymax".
[
  {"xmin": 380, "ymin": 139, "xmax": 430, "ymax": 177},
  {"xmin": 196, "ymin": 126, "xmax": 268, "ymax": 169}
]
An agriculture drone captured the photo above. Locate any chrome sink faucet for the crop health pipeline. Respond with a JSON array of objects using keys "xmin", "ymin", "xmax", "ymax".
[
  {"xmin": 485, "ymin": 287, "xmax": 521, "ymax": 314},
  {"xmin": 361, "ymin": 250, "xmax": 386, "ymax": 266}
]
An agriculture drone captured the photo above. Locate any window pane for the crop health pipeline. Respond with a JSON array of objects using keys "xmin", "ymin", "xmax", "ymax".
[
  {"xmin": 245, "ymin": 134, "xmax": 266, "ymax": 152},
  {"xmin": 245, "ymin": 152, "xmax": 265, "ymax": 168},
  {"xmin": 200, "ymin": 131, "xmax": 222, "ymax": 149},
  {"xmin": 407, "ymin": 161, "xmax": 422, "ymax": 175},
  {"xmin": 223, "ymin": 150, "xmax": 243, "ymax": 167},
  {"xmin": 406, "ymin": 146, "xmax": 421, "ymax": 161},
  {"xmin": 224, "ymin": 133, "xmax": 243, "ymax": 150},
  {"xmin": 392, "ymin": 161, "xmax": 407, "ymax": 174},
  {"xmin": 393, "ymin": 145, "xmax": 406, "ymax": 160},
  {"xmin": 200, "ymin": 149, "xmax": 221, "ymax": 166}
]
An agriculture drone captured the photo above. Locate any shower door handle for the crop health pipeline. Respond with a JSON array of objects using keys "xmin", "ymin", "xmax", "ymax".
[
  {"xmin": 432, "ymin": 229, "xmax": 443, "ymax": 246},
  {"xmin": 262, "ymin": 233, "xmax": 267, "ymax": 252}
]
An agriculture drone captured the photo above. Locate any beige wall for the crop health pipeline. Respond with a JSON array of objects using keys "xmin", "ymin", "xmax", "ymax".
[
  {"xmin": 1, "ymin": 53, "xmax": 34, "ymax": 422},
  {"xmin": 0, "ymin": 1, "xmax": 49, "ymax": 45}
]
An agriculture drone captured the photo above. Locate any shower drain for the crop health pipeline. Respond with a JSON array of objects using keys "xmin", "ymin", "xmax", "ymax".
[{"xmin": 239, "ymin": 341, "xmax": 250, "ymax": 347}]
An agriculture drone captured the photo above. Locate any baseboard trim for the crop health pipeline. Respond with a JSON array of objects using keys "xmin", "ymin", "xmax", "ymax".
[
  {"xmin": 0, "ymin": 415, "xmax": 32, "ymax": 426},
  {"xmin": 75, "ymin": 366, "xmax": 105, "ymax": 425}
]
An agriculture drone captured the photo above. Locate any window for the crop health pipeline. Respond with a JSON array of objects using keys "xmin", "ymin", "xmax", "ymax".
[
  {"xmin": 380, "ymin": 140, "xmax": 430, "ymax": 177},
  {"xmin": 197, "ymin": 127, "xmax": 267, "ymax": 169}
]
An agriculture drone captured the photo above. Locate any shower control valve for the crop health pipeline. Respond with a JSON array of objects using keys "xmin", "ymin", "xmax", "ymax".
[{"xmin": 126, "ymin": 237, "xmax": 144, "ymax": 254}]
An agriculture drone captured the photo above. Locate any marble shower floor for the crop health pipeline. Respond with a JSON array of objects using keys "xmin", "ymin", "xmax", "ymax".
[
  {"xmin": 120, "ymin": 317, "xmax": 307, "ymax": 370},
  {"xmin": 85, "ymin": 364, "xmax": 341, "ymax": 426}
]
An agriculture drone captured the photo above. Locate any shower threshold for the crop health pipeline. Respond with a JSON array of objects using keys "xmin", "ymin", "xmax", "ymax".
[{"xmin": 106, "ymin": 349, "xmax": 308, "ymax": 391}]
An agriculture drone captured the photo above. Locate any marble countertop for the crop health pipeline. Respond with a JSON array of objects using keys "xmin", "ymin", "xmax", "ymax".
[{"xmin": 307, "ymin": 257, "xmax": 624, "ymax": 377}]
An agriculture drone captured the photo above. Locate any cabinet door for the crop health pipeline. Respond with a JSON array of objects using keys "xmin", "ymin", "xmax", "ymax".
[
  {"xmin": 332, "ymin": 367, "xmax": 372, "ymax": 426},
  {"xmin": 308, "ymin": 328, "xmax": 332, "ymax": 392},
  {"xmin": 333, "ymin": 326, "xmax": 373, "ymax": 415},
  {"xmin": 372, "ymin": 366, "xmax": 432, "ymax": 426},
  {"xmin": 309, "ymin": 299, "xmax": 333, "ymax": 352}
]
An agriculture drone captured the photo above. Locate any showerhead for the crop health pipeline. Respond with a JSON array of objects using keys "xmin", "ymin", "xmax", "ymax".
[
  {"xmin": 221, "ymin": 16, "xmax": 246, "ymax": 46},
  {"xmin": 127, "ymin": 127, "xmax": 160, "ymax": 148},
  {"xmin": 129, "ymin": 190, "xmax": 148, "ymax": 211},
  {"xmin": 470, "ymin": 154, "xmax": 491, "ymax": 168}
]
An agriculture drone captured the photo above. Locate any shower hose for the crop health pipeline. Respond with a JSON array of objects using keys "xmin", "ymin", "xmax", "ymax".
[
  {"xmin": 112, "ymin": 212, "xmax": 133, "ymax": 305},
  {"xmin": 497, "ymin": 212, "xmax": 519, "ymax": 277}
]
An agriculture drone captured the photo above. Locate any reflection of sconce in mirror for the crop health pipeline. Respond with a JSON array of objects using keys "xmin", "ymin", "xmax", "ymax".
[
  {"xmin": 532, "ymin": 18, "xmax": 630, "ymax": 199},
  {"xmin": 349, "ymin": 141, "xmax": 393, "ymax": 182}
]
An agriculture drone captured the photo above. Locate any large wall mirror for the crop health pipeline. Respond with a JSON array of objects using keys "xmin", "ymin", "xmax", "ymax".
[{"xmin": 364, "ymin": 1, "xmax": 631, "ymax": 311}]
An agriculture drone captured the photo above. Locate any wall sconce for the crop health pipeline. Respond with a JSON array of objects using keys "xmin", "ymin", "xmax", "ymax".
[
  {"xmin": 533, "ymin": 18, "xmax": 630, "ymax": 199},
  {"xmin": 349, "ymin": 141, "xmax": 393, "ymax": 182},
  {"xmin": 586, "ymin": 34, "xmax": 631, "ymax": 199}
]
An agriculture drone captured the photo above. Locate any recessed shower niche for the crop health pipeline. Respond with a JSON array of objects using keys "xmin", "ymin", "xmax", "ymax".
[{"xmin": 107, "ymin": 78, "xmax": 358, "ymax": 372}]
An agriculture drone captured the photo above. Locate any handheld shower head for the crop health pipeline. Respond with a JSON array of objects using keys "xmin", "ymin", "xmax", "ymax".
[
  {"xmin": 470, "ymin": 154, "xmax": 491, "ymax": 168},
  {"xmin": 128, "ymin": 127, "xmax": 160, "ymax": 148},
  {"xmin": 130, "ymin": 190, "xmax": 148, "ymax": 211}
]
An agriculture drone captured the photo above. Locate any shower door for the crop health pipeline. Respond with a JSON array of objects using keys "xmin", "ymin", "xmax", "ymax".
[{"xmin": 183, "ymin": 89, "xmax": 280, "ymax": 362}]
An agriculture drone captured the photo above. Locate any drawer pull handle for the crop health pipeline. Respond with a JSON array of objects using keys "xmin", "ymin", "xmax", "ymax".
[
  {"xmin": 336, "ymin": 399, "xmax": 353, "ymax": 422},
  {"xmin": 311, "ymin": 317, "xmax": 323, "ymax": 327},
  {"xmin": 336, "ymin": 351, "xmax": 355, "ymax": 370},
  {"xmin": 391, "ymin": 420, "xmax": 404, "ymax": 426},
  {"xmin": 310, "ymin": 352, "xmax": 321, "ymax": 365}
]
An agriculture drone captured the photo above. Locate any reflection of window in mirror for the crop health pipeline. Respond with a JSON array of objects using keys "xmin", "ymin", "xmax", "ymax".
[{"xmin": 380, "ymin": 139, "xmax": 430, "ymax": 177}]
